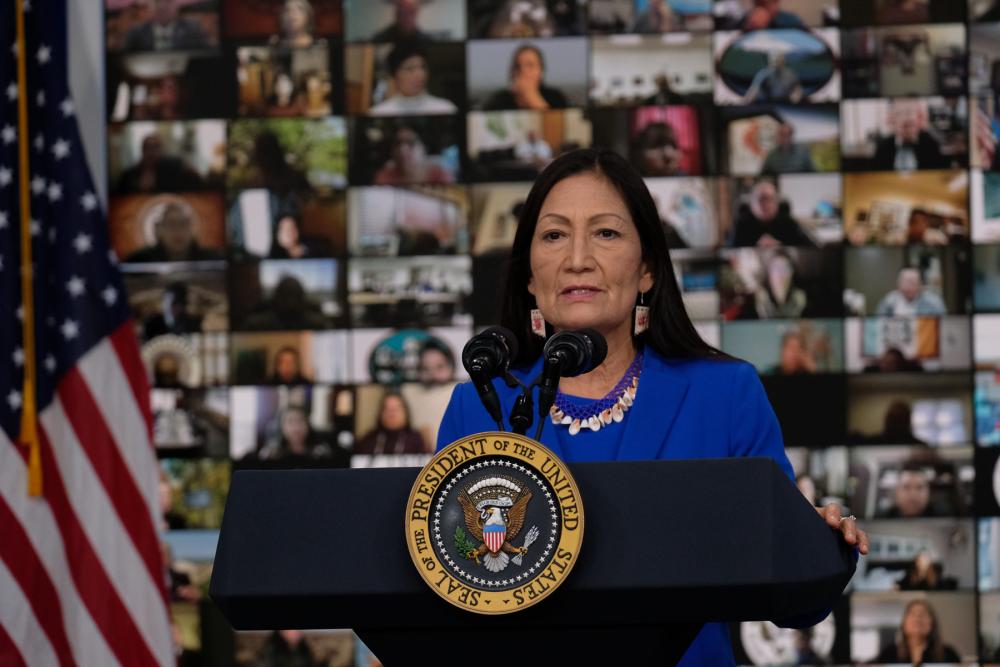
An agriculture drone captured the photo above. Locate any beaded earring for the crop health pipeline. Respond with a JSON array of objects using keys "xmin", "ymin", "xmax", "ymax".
[
  {"xmin": 530, "ymin": 308, "xmax": 547, "ymax": 338},
  {"xmin": 634, "ymin": 291, "xmax": 649, "ymax": 335}
]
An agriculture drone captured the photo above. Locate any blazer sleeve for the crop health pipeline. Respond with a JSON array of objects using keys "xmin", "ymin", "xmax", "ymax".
[
  {"xmin": 726, "ymin": 361, "xmax": 795, "ymax": 481},
  {"xmin": 436, "ymin": 382, "xmax": 468, "ymax": 452}
]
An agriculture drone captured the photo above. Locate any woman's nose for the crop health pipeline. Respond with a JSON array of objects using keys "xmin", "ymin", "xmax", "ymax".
[{"xmin": 566, "ymin": 233, "xmax": 595, "ymax": 271}]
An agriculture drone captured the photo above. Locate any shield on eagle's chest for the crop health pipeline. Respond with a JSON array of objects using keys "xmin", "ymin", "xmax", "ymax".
[{"xmin": 483, "ymin": 523, "xmax": 506, "ymax": 554}]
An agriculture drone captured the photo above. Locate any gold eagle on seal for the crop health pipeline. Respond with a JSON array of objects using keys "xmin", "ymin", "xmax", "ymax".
[{"xmin": 458, "ymin": 475, "xmax": 533, "ymax": 573}]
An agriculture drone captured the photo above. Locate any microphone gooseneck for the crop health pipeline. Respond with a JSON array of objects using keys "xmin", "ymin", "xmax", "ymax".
[
  {"xmin": 461, "ymin": 326, "xmax": 519, "ymax": 431},
  {"xmin": 534, "ymin": 329, "xmax": 608, "ymax": 440}
]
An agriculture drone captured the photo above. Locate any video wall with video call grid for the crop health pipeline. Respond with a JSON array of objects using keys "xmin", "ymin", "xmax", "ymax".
[{"xmin": 104, "ymin": 0, "xmax": 1000, "ymax": 663}]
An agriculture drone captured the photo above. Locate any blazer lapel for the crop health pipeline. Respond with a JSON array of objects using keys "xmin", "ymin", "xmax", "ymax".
[{"xmin": 618, "ymin": 349, "xmax": 690, "ymax": 461}]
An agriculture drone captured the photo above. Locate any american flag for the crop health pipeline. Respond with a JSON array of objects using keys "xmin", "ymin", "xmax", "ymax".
[{"xmin": 0, "ymin": 1, "xmax": 173, "ymax": 665}]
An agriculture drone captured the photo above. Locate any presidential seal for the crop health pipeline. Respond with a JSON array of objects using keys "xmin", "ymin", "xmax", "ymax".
[{"xmin": 405, "ymin": 432, "xmax": 584, "ymax": 614}]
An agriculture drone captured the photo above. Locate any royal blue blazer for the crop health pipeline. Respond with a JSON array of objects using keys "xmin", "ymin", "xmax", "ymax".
[{"xmin": 437, "ymin": 348, "xmax": 824, "ymax": 666}]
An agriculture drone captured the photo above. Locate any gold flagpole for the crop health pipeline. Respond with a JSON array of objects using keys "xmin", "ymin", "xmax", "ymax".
[{"xmin": 15, "ymin": 0, "xmax": 42, "ymax": 496}]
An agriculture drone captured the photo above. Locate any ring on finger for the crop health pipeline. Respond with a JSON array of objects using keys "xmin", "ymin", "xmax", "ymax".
[{"xmin": 838, "ymin": 514, "xmax": 857, "ymax": 523}]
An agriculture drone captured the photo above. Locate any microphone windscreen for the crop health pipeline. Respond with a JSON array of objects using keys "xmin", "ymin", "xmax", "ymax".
[
  {"xmin": 483, "ymin": 325, "xmax": 519, "ymax": 363},
  {"xmin": 577, "ymin": 328, "xmax": 608, "ymax": 370}
]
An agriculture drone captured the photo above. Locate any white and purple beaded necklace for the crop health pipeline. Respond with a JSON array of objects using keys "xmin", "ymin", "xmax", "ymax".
[{"xmin": 549, "ymin": 348, "xmax": 643, "ymax": 435}]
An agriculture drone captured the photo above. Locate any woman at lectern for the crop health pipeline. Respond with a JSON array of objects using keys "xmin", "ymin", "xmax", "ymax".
[{"xmin": 436, "ymin": 148, "xmax": 867, "ymax": 666}]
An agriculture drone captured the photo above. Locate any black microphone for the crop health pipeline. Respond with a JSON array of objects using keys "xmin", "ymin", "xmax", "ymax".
[
  {"xmin": 535, "ymin": 329, "xmax": 608, "ymax": 439},
  {"xmin": 461, "ymin": 326, "xmax": 519, "ymax": 431}
]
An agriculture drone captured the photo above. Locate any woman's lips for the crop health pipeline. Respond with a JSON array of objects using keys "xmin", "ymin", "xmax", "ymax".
[{"xmin": 560, "ymin": 287, "xmax": 602, "ymax": 302}]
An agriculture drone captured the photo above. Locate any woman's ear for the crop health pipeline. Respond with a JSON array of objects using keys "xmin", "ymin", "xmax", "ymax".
[
  {"xmin": 639, "ymin": 263, "xmax": 654, "ymax": 294},
  {"xmin": 527, "ymin": 274, "xmax": 536, "ymax": 296}
]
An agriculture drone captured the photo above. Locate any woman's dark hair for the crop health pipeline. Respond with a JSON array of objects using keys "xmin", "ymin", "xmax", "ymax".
[
  {"xmin": 418, "ymin": 337, "xmax": 456, "ymax": 370},
  {"xmin": 894, "ymin": 599, "xmax": 948, "ymax": 662},
  {"xmin": 269, "ymin": 213, "xmax": 301, "ymax": 258},
  {"xmin": 273, "ymin": 345, "xmax": 300, "ymax": 367},
  {"xmin": 278, "ymin": 405, "xmax": 310, "ymax": 436},
  {"xmin": 387, "ymin": 41, "xmax": 427, "ymax": 75},
  {"xmin": 509, "ymin": 44, "xmax": 545, "ymax": 80},
  {"xmin": 389, "ymin": 122, "xmax": 425, "ymax": 149},
  {"xmin": 377, "ymin": 391, "xmax": 412, "ymax": 431},
  {"xmin": 279, "ymin": 0, "xmax": 315, "ymax": 37},
  {"xmin": 632, "ymin": 121, "xmax": 678, "ymax": 150},
  {"xmin": 500, "ymin": 147, "xmax": 726, "ymax": 366}
]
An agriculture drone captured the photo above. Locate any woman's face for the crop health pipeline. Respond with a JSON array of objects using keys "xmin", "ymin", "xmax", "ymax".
[
  {"xmin": 418, "ymin": 348, "xmax": 454, "ymax": 384},
  {"xmin": 380, "ymin": 395, "xmax": 408, "ymax": 430},
  {"xmin": 277, "ymin": 216, "xmax": 301, "ymax": 248},
  {"xmin": 641, "ymin": 142, "xmax": 681, "ymax": 176},
  {"xmin": 513, "ymin": 49, "xmax": 543, "ymax": 87},
  {"xmin": 281, "ymin": 409, "xmax": 309, "ymax": 450},
  {"xmin": 768, "ymin": 255, "xmax": 793, "ymax": 293},
  {"xmin": 528, "ymin": 172, "xmax": 653, "ymax": 339},
  {"xmin": 780, "ymin": 334, "xmax": 806, "ymax": 371},
  {"xmin": 902, "ymin": 602, "xmax": 933, "ymax": 640},
  {"xmin": 156, "ymin": 205, "xmax": 195, "ymax": 257},
  {"xmin": 395, "ymin": 55, "xmax": 428, "ymax": 97},
  {"xmin": 392, "ymin": 128, "xmax": 425, "ymax": 168},
  {"xmin": 914, "ymin": 551, "xmax": 933, "ymax": 573},
  {"xmin": 275, "ymin": 350, "xmax": 299, "ymax": 380},
  {"xmin": 285, "ymin": 1, "xmax": 309, "ymax": 33}
]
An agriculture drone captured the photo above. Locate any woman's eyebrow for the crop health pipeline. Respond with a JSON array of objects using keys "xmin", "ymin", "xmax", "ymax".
[{"xmin": 538, "ymin": 212, "xmax": 628, "ymax": 224}]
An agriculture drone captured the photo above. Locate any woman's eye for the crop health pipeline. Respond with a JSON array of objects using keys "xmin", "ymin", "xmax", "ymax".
[
  {"xmin": 541, "ymin": 230, "xmax": 563, "ymax": 241},
  {"xmin": 597, "ymin": 228, "xmax": 621, "ymax": 239}
]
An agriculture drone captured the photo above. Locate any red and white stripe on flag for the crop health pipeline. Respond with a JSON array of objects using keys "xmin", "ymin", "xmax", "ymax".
[{"xmin": 1, "ymin": 326, "xmax": 174, "ymax": 667}]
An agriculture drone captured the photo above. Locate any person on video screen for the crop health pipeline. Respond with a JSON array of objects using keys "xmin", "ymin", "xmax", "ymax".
[
  {"xmin": 122, "ymin": 0, "xmax": 211, "ymax": 52},
  {"xmin": 116, "ymin": 134, "xmax": 204, "ymax": 194},
  {"xmin": 514, "ymin": 129, "xmax": 554, "ymax": 168},
  {"xmin": 258, "ymin": 406, "xmax": 340, "ymax": 462},
  {"xmin": 271, "ymin": 0, "xmax": 318, "ymax": 48},
  {"xmin": 250, "ymin": 131, "xmax": 315, "ymax": 195},
  {"xmin": 268, "ymin": 213, "xmax": 331, "ymax": 259},
  {"xmin": 871, "ymin": 101, "xmax": 947, "ymax": 171},
  {"xmin": 483, "ymin": 44, "xmax": 568, "ymax": 110},
  {"xmin": 864, "ymin": 346, "xmax": 923, "ymax": 373},
  {"xmin": 747, "ymin": 251, "xmax": 809, "ymax": 319},
  {"xmin": 355, "ymin": 392, "xmax": 428, "ymax": 454},
  {"xmin": 151, "ymin": 353, "xmax": 186, "ymax": 388},
  {"xmin": 760, "ymin": 123, "xmax": 816, "ymax": 174},
  {"xmin": 417, "ymin": 338, "xmax": 456, "ymax": 385},
  {"xmin": 875, "ymin": 267, "xmax": 946, "ymax": 316},
  {"xmin": 269, "ymin": 346, "xmax": 312, "ymax": 385},
  {"xmin": 373, "ymin": 123, "xmax": 454, "ymax": 185},
  {"xmin": 741, "ymin": 0, "xmax": 807, "ymax": 30},
  {"xmin": 242, "ymin": 274, "xmax": 329, "ymax": 330},
  {"xmin": 369, "ymin": 42, "xmax": 458, "ymax": 116},
  {"xmin": 885, "ymin": 462, "xmax": 935, "ymax": 517},
  {"xmin": 898, "ymin": 550, "xmax": 955, "ymax": 591},
  {"xmin": 875, "ymin": 0, "xmax": 931, "ymax": 24},
  {"xmin": 642, "ymin": 73, "xmax": 684, "ymax": 106},
  {"xmin": 876, "ymin": 600, "xmax": 960, "ymax": 664},
  {"xmin": 768, "ymin": 331, "xmax": 817, "ymax": 375},
  {"xmin": 742, "ymin": 53, "xmax": 803, "ymax": 104},
  {"xmin": 728, "ymin": 180, "xmax": 816, "ymax": 247},
  {"xmin": 143, "ymin": 283, "xmax": 204, "ymax": 341},
  {"xmin": 372, "ymin": 0, "xmax": 431, "ymax": 42},
  {"xmin": 630, "ymin": 121, "xmax": 685, "ymax": 177},
  {"xmin": 126, "ymin": 200, "xmax": 221, "ymax": 263},
  {"xmin": 629, "ymin": 0, "xmax": 674, "ymax": 33}
]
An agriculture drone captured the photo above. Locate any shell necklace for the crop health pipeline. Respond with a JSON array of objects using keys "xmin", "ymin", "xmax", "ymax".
[{"xmin": 549, "ymin": 348, "xmax": 643, "ymax": 435}]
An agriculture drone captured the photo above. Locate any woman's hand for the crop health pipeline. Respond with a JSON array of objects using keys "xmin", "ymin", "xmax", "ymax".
[
  {"xmin": 510, "ymin": 75, "xmax": 549, "ymax": 110},
  {"xmin": 817, "ymin": 503, "xmax": 869, "ymax": 555}
]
